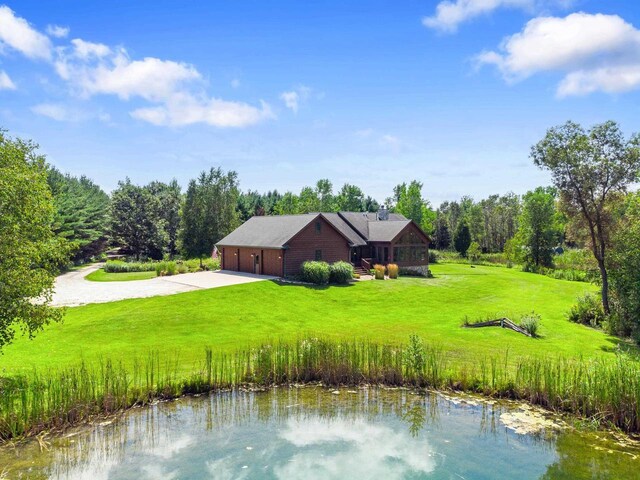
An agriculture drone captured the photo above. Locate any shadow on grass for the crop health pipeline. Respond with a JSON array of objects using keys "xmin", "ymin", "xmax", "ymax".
[{"xmin": 600, "ymin": 336, "xmax": 640, "ymax": 358}]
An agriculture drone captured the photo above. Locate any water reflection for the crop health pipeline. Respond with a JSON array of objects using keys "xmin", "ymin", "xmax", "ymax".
[{"xmin": 1, "ymin": 387, "xmax": 638, "ymax": 479}]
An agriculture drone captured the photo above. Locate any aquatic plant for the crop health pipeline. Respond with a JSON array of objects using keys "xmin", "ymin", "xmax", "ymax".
[{"xmin": 1, "ymin": 337, "xmax": 640, "ymax": 442}]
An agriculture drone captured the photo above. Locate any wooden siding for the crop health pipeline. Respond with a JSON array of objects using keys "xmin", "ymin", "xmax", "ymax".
[
  {"xmin": 284, "ymin": 216, "xmax": 350, "ymax": 276},
  {"xmin": 371, "ymin": 222, "xmax": 431, "ymax": 267},
  {"xmin": 222, "ymin": 246, "xmax": 283, "ymax": 276}
]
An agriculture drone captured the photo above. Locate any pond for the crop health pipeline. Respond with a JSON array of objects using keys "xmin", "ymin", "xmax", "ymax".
[{"xmin": 1, "ymin": 387, "xmax": 638, "ymax": 479}]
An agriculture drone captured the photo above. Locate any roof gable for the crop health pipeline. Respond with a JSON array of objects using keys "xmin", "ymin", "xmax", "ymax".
[{"xmin": 216, "ymin": 214, "xmax": 318, "ymax": 248}]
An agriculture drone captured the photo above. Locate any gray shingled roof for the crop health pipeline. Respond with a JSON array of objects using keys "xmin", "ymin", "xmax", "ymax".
[
  {"xmin": 216, "ymin": 211, "xmax": 419, "ymax": 249},
  {"xmin": 217, "ymin": 214, "xmax": 319, "ymax": 248},
  {"xmin": 367, "ymin": 220, "xmax": 411, "ymax": 242},
  {"xmin": 322, "ymin": 213, "xmax": 368, "ymax": 246}
]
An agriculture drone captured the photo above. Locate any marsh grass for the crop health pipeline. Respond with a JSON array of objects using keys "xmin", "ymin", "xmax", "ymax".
[{"xmin": 1, "ymin": 337, "xmax": 639, "ymax": 442}]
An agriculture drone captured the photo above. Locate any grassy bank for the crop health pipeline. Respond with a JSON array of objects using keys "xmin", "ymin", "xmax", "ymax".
[
  {"xmin": 85, "ymin": 269, "xmax": 157, "ymax": 282},
  {"xmin": 1, "ymin": 337, "xmax": 639, "ymax": 442},
  {"xmin": 1, "ymin": 264, "xmax": 614, "ymax": 375}
]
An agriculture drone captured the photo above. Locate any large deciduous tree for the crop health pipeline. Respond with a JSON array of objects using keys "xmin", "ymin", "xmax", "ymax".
[
  {"xmin": 531, "ymin": 121, "xmax": 640, "ymax": 313},
  {"xmin": 110, "ymin": 179, "xmax": 166, "ymax": 259},
  {"xmin": 180, "ymin": 168, "xmax": 240, "ymax": 262},
  {"xmin": 0, "ymin": 131, "xmax": 66, "ymax": 350}
]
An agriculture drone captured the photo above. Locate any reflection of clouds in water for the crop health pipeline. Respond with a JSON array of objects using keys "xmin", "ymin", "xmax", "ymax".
[
  {"xmin": 144, "ymin": 433, "xmax": 193, "ymax": 459},
  {"xmin": 275, "ymin": 416, "xmax": 436, "ymax": 480},
  {"xmin": 50, "ymin": 432, "xmax": 193, "ymax": 479},
  {"xmin": 207, "ymin": 457, "xmax": 250, "ymax": 480}
]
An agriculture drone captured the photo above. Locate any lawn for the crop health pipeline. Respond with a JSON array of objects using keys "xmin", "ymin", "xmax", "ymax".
[
  {"xmin": 85, "ymin": 269, "xmax": 157, "ymax": 282},
  {"xmin": 0, "ymin": 264, "xmax": 619, "ymax": 375}
]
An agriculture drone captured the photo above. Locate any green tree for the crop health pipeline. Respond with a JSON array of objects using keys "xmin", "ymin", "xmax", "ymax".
[
  {"xmin": 274, "ymin": 192, "xmax": 300, "ymax": 214},
  {"xmin": 531, "ymin": 120, "xmax": 640, "ymax": 313},
  {"xmin": 180, "ymin": 168, "xmax": 240, "ymax": 263},
  {"xmin": 146, "ymin": 180, "xmax": 182, "ymax": 256},
  {"xmin": 467, "ymin": 241, "xmax": 481, "ymax": 263},
  {"xmin": 609, "ymin": 192, "xmax": 640, "ymax": 340},
  {"xmin": 336, "ymin": 183, "xmax": 365, "ymax": 211},
  {"xmin": 298, "ymin": 186, "xmax": 320, "ymax": 213},
  {"xmin": 393, "ymin": 180, "xmax": 436, "ymax": 234},
  {"xmin": 47, "ymin": 168, "xmax": 110, "ymax": 262},
  {"xmin": 110, "ymin": 179, "xmax": 166, "ymax": 259},
  {"xmin": 516, "ymin": 187, "xmax": 559, "ymax": 270},
  {"xmin": 316, "ymin": 179, "xmax": 335, "ymax": 212},
  {"xmin": 454, "ymin": 222, "xmax": 471, "ymax": 256},
  {"xmin": 0, "ymin": 131, "xmax": 67, "ymax": 350}
]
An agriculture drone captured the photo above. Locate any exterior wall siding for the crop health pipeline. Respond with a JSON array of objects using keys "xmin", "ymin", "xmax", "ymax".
[
  {"xmin": 284, "ymin": 217, "xmax": 350, "ymax": 276},
  {"xmin": 222, "ymin": 247, "xmax": 283, "ymax": 276}
]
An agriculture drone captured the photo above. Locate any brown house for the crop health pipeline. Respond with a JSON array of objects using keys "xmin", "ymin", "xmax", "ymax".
[{"xmin": 216, "ymin": 208, "xmax": 430, "ymax": 277}]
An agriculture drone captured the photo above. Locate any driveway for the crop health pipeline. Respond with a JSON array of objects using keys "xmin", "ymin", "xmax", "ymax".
[{"xmin": 52, "ymin": 264, "xmax": 276, "ymax": 307}]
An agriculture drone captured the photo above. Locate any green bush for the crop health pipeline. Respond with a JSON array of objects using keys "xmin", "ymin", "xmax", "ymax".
[
  {"xmin": 301, "ymin": 261, "xmax": 330, "ymax": 285},
  {"xmin": 328, "ymin": 261, "xmax": 354, "ymax": 284},
  {"xmin": 568, "ymin": 294, "xmax": 606, "ymax": 328},
  {"xmin": 428, "ymin": 250, "xmax": 438, "ymax": 263},
  {"xmin": 155, "ymin": 261, "xmax": 178, "ymax": 276},
  {"xmin": 519, "ymin": 312, "xmax": 540, "ymax": 337},
  {"xmin": 104, "ymin": 260, "xmax": 157, "ymax": 273}
]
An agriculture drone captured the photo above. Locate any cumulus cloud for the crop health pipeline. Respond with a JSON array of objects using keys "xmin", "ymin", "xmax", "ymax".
[
  {"xmin": 0, "ymin": 6, "xmax": 274, "ymax": 128},
  {"xmin": 0, "ymin": 70, "xmax": 16, "ymax": 90},
  {"xmin": 476, "ymin": 12, "xmax": 640, "ymax": 96},
  {"xmin": 280, "ymin": 85, "xmax": 312, "ymax": 113},
  {"xmin": 46, "ymin": 24, "xmax": 70, "ymax": 38},
  {"xmin": 53, "ymin": 37, "xmax": 273, "ymax": 127},
  {"xmin": 0, "ymin": 5, "xmax": 52, "ymax": 60},
  {"xmin": 423, "ymin": 0, "xmax": 534, "ymax": 33}
]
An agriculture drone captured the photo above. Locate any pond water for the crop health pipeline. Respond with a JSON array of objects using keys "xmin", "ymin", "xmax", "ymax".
[{"xmin": 1, "ymin": 387, "xmax": 639, "ymax": 479}]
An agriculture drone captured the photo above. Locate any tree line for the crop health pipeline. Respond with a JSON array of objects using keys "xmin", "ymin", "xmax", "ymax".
[{"xmin": 1, "ymin": 120, "xmax": 639, "ymax": 350}]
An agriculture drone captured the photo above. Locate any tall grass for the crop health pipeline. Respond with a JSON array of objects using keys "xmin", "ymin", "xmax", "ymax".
[
  {"xmin": 1, "ymin": 338, "xmax": 639, "ymax": 442},
  {"xmin": 104, "ymin": 258, "xmax": 220, "ymax": 276}
]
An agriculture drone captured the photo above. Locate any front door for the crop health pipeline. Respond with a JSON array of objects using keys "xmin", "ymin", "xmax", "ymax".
[{"xmin": 254, "ymin": 254, "xmax": 261, "ymax": 274}]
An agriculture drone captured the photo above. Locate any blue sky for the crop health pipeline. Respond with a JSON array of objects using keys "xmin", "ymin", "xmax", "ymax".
[{"xmin": 1, "ymin": 1, "xmax": 639, "ymax": 205}]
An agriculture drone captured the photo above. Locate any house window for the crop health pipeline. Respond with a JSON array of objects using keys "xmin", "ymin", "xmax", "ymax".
[
  {"xmin": 315, "ymin": 221, "xmax": 322, "ymax": 234},
  {"xmin": 315, "ymin": 249, "xmax": 322, "ymax": 261}
]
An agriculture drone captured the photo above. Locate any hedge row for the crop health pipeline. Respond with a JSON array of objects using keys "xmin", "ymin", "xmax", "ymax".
[{"xmin": 301, "ymin": 261, "xmax": 354, "ymax": 285}]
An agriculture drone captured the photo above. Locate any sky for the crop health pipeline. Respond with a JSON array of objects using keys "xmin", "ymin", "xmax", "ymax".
[{"xmin": 1, "ymin": 0, "xmax": 639, "ymax": 205}]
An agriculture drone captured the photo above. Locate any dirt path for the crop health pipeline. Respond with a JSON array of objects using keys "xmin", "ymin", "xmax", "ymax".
[{"xmin": 52, "ymin": 264, "xmax": 275, "ymax": 307}]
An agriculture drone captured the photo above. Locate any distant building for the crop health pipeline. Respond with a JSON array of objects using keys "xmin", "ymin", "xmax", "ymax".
[{"xmin": 216, "ymin": 207, "xmax": 430, "ymax": 277}]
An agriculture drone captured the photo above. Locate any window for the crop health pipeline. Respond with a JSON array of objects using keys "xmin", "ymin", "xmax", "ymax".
[
  {"xmin": 315, "ymin": 221, "xmax": 322, "ymax": 234},
  {"xmin": 315, "ymin": 249, "xmax": 322, "ymax": 261}
]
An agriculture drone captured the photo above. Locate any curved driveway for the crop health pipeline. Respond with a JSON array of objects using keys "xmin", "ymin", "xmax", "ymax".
[{"xmin": 52, "ymin": 264, "xmax": 275, "ymax": 307}]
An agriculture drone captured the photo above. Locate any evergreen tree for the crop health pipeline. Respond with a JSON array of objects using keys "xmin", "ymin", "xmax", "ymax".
[
  {"xmin": 454, "ymin": 222, "xmax": 471, "ymax": 256},
  {"xmin": 47, "ymin": 167, "xmax": 110, "ymax": 262}
]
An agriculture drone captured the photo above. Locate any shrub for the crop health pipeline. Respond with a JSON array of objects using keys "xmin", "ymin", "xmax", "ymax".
[
  {"xmin": 387, "ymin": 263, "xmax": 399, "ymax": 279},
  {"xmin": 154, "ymin": 260, "xmax": 178, "ymax": 276},
  {"xmin": 104, "ymin": 260, "xmax": 157, "ymax": 273},
  {"xmin": 519, "ymin": 312, "xmax": 540, "ymax": 337},
  {"xmin": 568, "ymin": 294, "xmax": 606, "ymax": 328},
  {"xmin": 353, "ymin": 273, "xmax": 361, "ymax": 279},
  {"xmin": 301, "ymin": 261, "xmax": 330, "ymax": 285},
  {"xmin": 373, "ymin": 264, "xmax": 385, "ymax": 280},
  {"xmin": 467, "ymin": 242, "xmax": 481, "ymax": 263},
  {"xmin": 428, "ymin": 250, "xmax": 438, "ymax": 263},
  {"xmin": 328, "ymin": 261, "xmax": 354, "ymax": 284}
]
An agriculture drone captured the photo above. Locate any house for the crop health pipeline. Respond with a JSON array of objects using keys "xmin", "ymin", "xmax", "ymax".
[{"xmin": 216, "ymin": 207, "xmax": 430, "ymax": 277}]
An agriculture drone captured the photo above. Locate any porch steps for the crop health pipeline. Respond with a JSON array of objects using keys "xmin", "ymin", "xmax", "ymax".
[{"xmin": 353, "ymin": 266, "xmax": 370, "ymax": 276}]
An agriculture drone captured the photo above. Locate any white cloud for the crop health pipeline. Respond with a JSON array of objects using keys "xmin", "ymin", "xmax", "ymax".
[
  {"xmin": 46, "ymin": 24, "xmax": 70, "ymax": 38},
  {"xmin": 280, "ymin": 85, "xmax": 312, "ymax": 113},
  {"xmin": 31, "ymin": 103, "xmax": 78, "ymax": 121},
  {"xmin": 476, "ymin": 12, "xmax": 640, "ymax": 96},
  {"xmin": 423, "ymin": 0, "xmax": 534, "ymax": 33},
  {"xmin": 70, "ymin": 38, "xmax": 111, "ymax": 59},
  {"xmin": 0, "ymin": 70, "xmax": 16, "ymax": 90},
  {"xmin": 130, "ymin": 94, "xmax": 274, "ymax": 127},
  {"xmin": 0, "ymin": 5, "xmax": 52, "ymax": 60}
]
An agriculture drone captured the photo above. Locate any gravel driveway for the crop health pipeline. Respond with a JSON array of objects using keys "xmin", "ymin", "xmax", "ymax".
[{"xmin": 52, "ymin": 264, "xmax": 276, "ymax": 307}]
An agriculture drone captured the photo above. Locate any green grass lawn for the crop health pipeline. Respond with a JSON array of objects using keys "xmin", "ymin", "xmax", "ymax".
[
  {"xmin": 85, "ymin": 269, "xmax": 157, "ymax": 282},
  {"xmin": 0, "ymin": 264, "xmax": 621, "ymax": 375}
]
